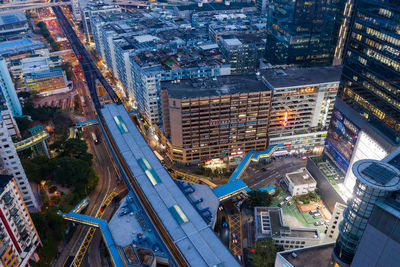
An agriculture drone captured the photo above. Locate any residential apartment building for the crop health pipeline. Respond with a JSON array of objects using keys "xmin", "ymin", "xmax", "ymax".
[
  {"xmin": 255, "ymin": 207, "xmax": 321, "ymax": 250},
  {"xmin": 284, "ymin": 168, "xmax": 316, "ymax": 197},
  {"xmin": 265, "ymin": 0, "xmax": 342, "ymax": 66},
  {"xmin": 0, "ymin": 119, "xmax": 37, "ymax": 210},
  {"xmin": 91, "ymin": 10, "xmax": 231, "ymax": 124},
  {"xmin": 0, "ymin": 175, "xmax": 40, "ymax": 266},
  {"xmin": 0, "ymin": 57, "xmax": 22, "ymax": 117},
  {"xmin": 219, "ymin": 33, "xmax": 265, "ymax": 73},
  {"xmin": 261, "ymin": 66, "xmax": 342, "ymax": 154},
  {"xmin": 161, "ymin": 75, "xmax": 271, "ymax": 163}
]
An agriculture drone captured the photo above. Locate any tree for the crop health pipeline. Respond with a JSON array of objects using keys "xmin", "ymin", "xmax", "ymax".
[
  {"xmin": 60, "ymin": 138, "xmax": 92, "ymax": 165},
  {"xmin": 61, "ymin": 62, "xmax": 73, "ymax": 80},
  {"xmin": 248, "ymin": 190, "xmax": 272, "ymax": 207},
  {"xmin": 53, "ymin": 157, "xmax": 90, "ymax": 192},
  {"xmin": 15, "ymin": 117, "xmax": 31, "ymax": 134},
  {"xmin": 249, "ymin": 239, "xmax": 279, "ymax": 267}
]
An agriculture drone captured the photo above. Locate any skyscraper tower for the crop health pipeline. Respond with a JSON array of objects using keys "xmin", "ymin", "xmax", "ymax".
[
  {"xmin": 265, "ymin": 0, "xmax": 342, "ymax": 66},
  {"xmin": 323, "ymin": 0, "xmax": 400, "ymax": 193},
  {"xmin": 0, "ymin": 57, "xmax": 22, "ymax": 117},
  {"xmin": 330, "ymin": 159, "xmax": 400, "ymax": 266},
  {"xmin": 337, "ymin": 0, "xmax": 400, "ymax": 139}
]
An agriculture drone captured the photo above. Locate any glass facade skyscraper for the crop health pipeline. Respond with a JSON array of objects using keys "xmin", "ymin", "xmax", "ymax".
[
  {"xmin": 337, "ymin": 0, "xmax": 400, "ymax": 140},
  {"xmin": 330, "ymin": 159, "xmax": 400, "ymax": 266},
  {"xmin": 265, "ymin": 0, "xmax": 342, "ymax": 66}
]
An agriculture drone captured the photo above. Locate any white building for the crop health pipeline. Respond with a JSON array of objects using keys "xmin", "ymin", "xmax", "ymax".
[
  {"xmin": 326, "ymin": 202, "xmax": 346, "ymax": 241},
  {"xmin": 71, "ymin": 0, "xmax": 82, "ymax": 21},
  {"xmin": 255, "ymin": 207, "xmax": 321, "ymax": 250},
  {"xmin": 1, "ymin": 109, "xmax": 20, "ymax": 138},
  {"xmin": 261, "ymin": 66, "xmax": 341, "ymax": 154},
  {"xmin": 284, "ymin": 168, "xmax": 317, "ymax": 197},
  {"xmin": 0, "ymin": 175, "xmax": 40, "ymax": 266},
  {"xmin": 0, "ymin": 119, "xmax": 38, "ymax": 210}
]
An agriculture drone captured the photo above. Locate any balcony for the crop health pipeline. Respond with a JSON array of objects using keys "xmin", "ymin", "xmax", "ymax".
[{"xmin": 2, "ymin": 192, "xmax": 13, "ymax": 206}]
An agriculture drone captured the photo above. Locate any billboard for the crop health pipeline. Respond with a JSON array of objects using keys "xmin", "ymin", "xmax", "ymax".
[{"xmin": 324, "ymin": 108, "xmax": 360, "ymax": 174}]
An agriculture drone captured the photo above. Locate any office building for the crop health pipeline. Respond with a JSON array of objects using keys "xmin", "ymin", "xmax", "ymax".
[
  {"xmin": 161, "ymin": 75, "xmax": 271, "ymax": 163},
  {"xmin": 261, "ymin": 66, "xmax": 341, "ymax": 154},
  {"xmin": 0, "ymin": 175, "xmax": 40, "ymax": 266},
  {"xmin": 324, "ymin": 0, "xmax": 400, "ymax": 194},
  {"xmin": 275, "ymin": 242, "xmax": 336, "ymax": 267},
  {"xmin": 0, "ymin": 119, "xmax": 38, "ymax": 210},
  {"xmin": 255, "ymin": 207, "xmax": 321, "ymax": 250},
  {"xmin": 0, "ymin": 57, "xmax": 22, "ymax": 117},
  {"xmin": 326, "ymin": 202, "xmax": 346, "ymax": 241},
  {"xmin": 256, "ymin": 0, "xmax": 268, "ymax": 14},
  {"xmin": 284, "ymin": 168, "xmax": 316, "ymax": 197},
  {"xmin": 219, "ymin": 33, "xmax": 265, "ymax": 73},
  {"xmin": 0, "ymin": 11, "xmax": 28, "ymax": 41},
  {"xmin": 350, "ymin": 199, "xmax": 400, "ymax": 267},
  {"xmin": 330, "ymin": 157, "xmax": 400, "ymax": 266},
  {"xmin": 265, "ymin": 0, "xmax": 341, "ymax": 66}
]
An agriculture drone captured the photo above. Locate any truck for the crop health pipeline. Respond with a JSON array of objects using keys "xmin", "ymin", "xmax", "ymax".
[{"xmin": 91, "ymin": 132, "xmax": 99, "ymax": 144}]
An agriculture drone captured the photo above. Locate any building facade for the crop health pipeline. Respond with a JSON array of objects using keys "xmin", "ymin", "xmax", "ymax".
[
  {"xmin": 330, "ymin": 157, "xmax": 400, "ymax": 266},
  {"xmin": 284, "ymin": 168, "xmax": 317, "ymax": 197},
  {"xmin": 0, "ymin": 119, "xmax": 37, "ymax": 210},
  {"xmin": 24, "ymin": 67, "xmax": 69, "ymax": 96},
  {"xmin": 265, "ymin": 0, "xmax": 342, "ymax": 66},
  {"xmin": 0, "ymin": 175, "xmax": 40, "ymax": 266},
  {"xmin": 0, "ymin": 11, "xmax": 28, "ymax": 41},
  {"xmin": 161, "ymin": 75, "xmax": 271, "ymax": 163},
  {"xmin": 255, "ymin": 207, "xmax": 321, "ymax": 250},
  {"xmin": 336, "ymin": 0, "xmax": 400, "ymax": 138},
  {"xmin": 350, "ymin": 199, "xmax": 400, "ymax": 267},
  {"xmin": 0, "ymin": 57, "xmax": 22, "ymax": 117},
  {"xmin": 261, "ymin": 66, "xmax": 341, "ymax": 154},
  {"xmin": 326, "ymin": 202, "xmax": 346, "ymax": 241}
]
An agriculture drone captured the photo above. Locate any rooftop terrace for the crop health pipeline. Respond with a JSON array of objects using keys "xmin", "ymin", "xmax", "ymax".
[
  {"xmin": 278, "ymin": 242, "xmax": 335, "ymax": 267},
  {"xmin": 261, "ymin": 66, "xmax": 342, "ymax": 89},
  {"xmin": 286, "ymin": 168, "xmax": 316, "ymax": 186},
  {"xmin": 162, "ymin": 74, "xmax": 267, "ymax": 99}
]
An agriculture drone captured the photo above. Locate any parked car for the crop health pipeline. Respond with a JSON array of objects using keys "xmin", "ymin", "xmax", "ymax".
[{"xmin": 314, "ymin": 221, "xmax": 323, "ymax": 226}]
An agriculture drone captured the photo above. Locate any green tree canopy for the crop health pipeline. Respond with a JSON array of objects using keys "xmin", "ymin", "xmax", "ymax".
[
  {"xmin": 248, "ymin": 190, "xmax": 272, "ymax": 207},
  {"xmin": 59, "ymin": 138, "xmax": 93, "ymax": 165},
  {"xmin": 249, "ymin": 239, "xmax": 279, "ymax": 267}
]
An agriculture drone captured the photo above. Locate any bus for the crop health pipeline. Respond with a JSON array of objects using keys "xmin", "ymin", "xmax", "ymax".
[
  {"xmin": 153, "ymin": 150, "xmax": 164, "ymax": 163},
  {"xmin": 91, "ymin": 132, "xmax": 99, "ymax": 144}
]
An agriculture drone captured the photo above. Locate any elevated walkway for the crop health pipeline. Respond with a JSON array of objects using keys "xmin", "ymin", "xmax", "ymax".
[
  {"xmin": 212, "ymin": 144, "xmax": 283, "ymax": 201},
  {"xmin": 75, "ymin": 118, "xmax": 99, "ymax": 128},
  {"xmin": 14, "ymin": 130, "xmax": 49, "ymax": 152}
]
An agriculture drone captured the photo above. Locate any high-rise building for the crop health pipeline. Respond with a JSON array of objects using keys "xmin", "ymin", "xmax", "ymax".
[
  {"xmin": 161, "ymin": 75, "xmax": 271, "ymax": 163},
  {"xmin": 330, "ymin": 156, "xmax": 400, "ymax": 266},
  {"xmin": 337, "ymin": 0, "xmax": 400, "ymax": 137},
  {"xmin": 0, "ymin": 119, "xmax": 37, "ymax": 210},
  {"xmin": 261, "ymin": 66, "xmax": 341, "ymax": 154},
  {"xmin": 0, "ymin": 175, "xmax": 40, "ymax": 266},
  {"xmin": 323, "ymin": 0, "xmax": 400, "ymax": 194},
  {"xmin": 350, "ymin": 198, "xmax": 400, "ymax": 267},
  {"xmin": 0, "ymin": 57, "xmax": 22, "ymax": 117},
  {"xmin": 71, "ymin": 0, "xmax": 82, "ymax": 21},
  {"xmin": 265, "ymin": 0, "xmax": 342, "ymax": 66}
]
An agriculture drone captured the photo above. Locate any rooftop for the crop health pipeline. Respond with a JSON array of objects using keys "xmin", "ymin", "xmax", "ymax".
[
  {"xmin": 286, "ymin": 168, "xmax": 316, "ymax": 186},
  {"xmin": 0, "ymin": 38, "xmax": 44, "ymax": 56},
  {"xmin": 162, "ymin": 74, "xmax": 268, "ymax": 99},
  {"xmin": 0, "ymin": 11, "xmax": 27, "ymax": 26},
  {"xmin": 353, "ymin": 160, "xmax": 400, "ymax": 191},
  {"xmin": 260, "ymin": 66, "xmax": 342, "ymax": 89},
  {"xmin": 0, "ymin": 175, "xmax": 12, "ymax": 193},
  {"xmin": 255, "ymin": 207, "xmax": 320, "ymax": 240},
  {"xmin": 278, "ymin": 242, "xmax": 335, "ymax": 267},
  {"xmin": 101, "ymin": 103, "xmax": 239, "ymax": 267}
]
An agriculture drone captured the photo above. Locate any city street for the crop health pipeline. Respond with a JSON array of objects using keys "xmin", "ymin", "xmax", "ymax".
[{"xmin": 243, "ymin": 157, "xmax": 308, "ymax": 190}]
